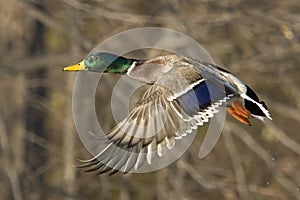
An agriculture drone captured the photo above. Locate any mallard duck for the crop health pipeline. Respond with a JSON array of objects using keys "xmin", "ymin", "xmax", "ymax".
[{"xmin": 63, "ymin": 52, "xmax": 272, "ymax": 174}]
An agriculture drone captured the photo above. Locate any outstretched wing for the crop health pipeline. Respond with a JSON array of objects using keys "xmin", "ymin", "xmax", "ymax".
[{"xmin": 77, "ymin": 74, "xmax": 234, "ymax": 174}]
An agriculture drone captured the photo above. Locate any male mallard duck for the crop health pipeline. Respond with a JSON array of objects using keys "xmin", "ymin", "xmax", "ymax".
[{"xmin": 64, "ymin": 52, "xmax": 272, "ymax": 174}]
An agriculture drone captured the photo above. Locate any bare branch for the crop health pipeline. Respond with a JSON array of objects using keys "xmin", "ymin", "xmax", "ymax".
[
  {"xmin": 223, "ymin": 132, "xmax": 249, "ymax": 199},
  {"xmin": 266, "ymin": 122, "xmax": 300, "ymax": 157},
  {"xmin": 226, "ymin": 123, "xmax": 300, "ymax": 199},
  {"xmin": 0, "ymin": 114, "xmax": 23, "ymax": 200}
]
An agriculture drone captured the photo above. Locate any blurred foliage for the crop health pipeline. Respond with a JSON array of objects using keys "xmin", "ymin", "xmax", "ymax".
[{"xmin": 0, "ymin": 0, "xmax": 300, "ymax": 200}]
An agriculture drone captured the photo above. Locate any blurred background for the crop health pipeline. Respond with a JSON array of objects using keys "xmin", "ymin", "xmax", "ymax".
[{"xmin": 1, "ymin": 0, "xmax": 300, "ymax": 199}]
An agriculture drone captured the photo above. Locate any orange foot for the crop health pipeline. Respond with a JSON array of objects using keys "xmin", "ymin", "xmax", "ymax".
[{"xmin": 227, "ymin": 101, "xmax": 252, "ymax": 126}]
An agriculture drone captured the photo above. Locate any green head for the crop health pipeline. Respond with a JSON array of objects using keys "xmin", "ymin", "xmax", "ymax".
[{"xmin": 63, "ymin": 52, "xmax": 135, "ymax": 74}]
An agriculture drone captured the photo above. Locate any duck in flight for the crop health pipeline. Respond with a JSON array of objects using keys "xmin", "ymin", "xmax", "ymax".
[{"xmin": 63, "ymin": 52, "xmax": 272, "ymax": 174}]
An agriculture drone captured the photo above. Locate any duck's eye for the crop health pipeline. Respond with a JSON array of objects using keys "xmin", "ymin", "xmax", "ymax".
[
  {"xmin": 84, "ymin": 55, "xmax": 100, "ymax": 69},
  {"xmin": 89, "ymin": 55, "xmax": 99, "ymax": 64}
]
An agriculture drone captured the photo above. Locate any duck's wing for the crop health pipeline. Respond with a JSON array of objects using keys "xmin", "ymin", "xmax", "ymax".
[
  {"xmin": 77, "ymin": 68, "xmax": 235, "ymax": 174},
  {"xmin": 191, "ymin": 60, "xmax": 272, "ymax": 121}
]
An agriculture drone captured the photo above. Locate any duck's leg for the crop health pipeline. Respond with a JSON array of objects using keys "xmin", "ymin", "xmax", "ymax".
[{"xmin": 227, "ymin": 101, "xmax": 252, "ymax": 125}]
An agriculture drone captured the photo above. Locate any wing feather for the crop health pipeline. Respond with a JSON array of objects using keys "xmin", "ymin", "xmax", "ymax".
[{"xmin": 77, "ymin": 67, "xmax": 235, "ymax": 174}]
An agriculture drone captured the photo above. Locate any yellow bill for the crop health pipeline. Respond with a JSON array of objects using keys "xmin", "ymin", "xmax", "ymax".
[{"xmin": 63, "ymin": 60, "xmax": 87, "ymax": 71}]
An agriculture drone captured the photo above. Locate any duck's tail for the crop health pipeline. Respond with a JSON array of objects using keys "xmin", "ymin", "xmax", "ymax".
[{"xmin": 227, "ymin": 85, "xmax": 272, "ymax": 125}]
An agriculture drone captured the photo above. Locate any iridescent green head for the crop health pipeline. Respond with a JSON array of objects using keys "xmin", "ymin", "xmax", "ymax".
[{"xmin": 63, "ymin": 52, "xmax": 135, "ymax": 74}]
